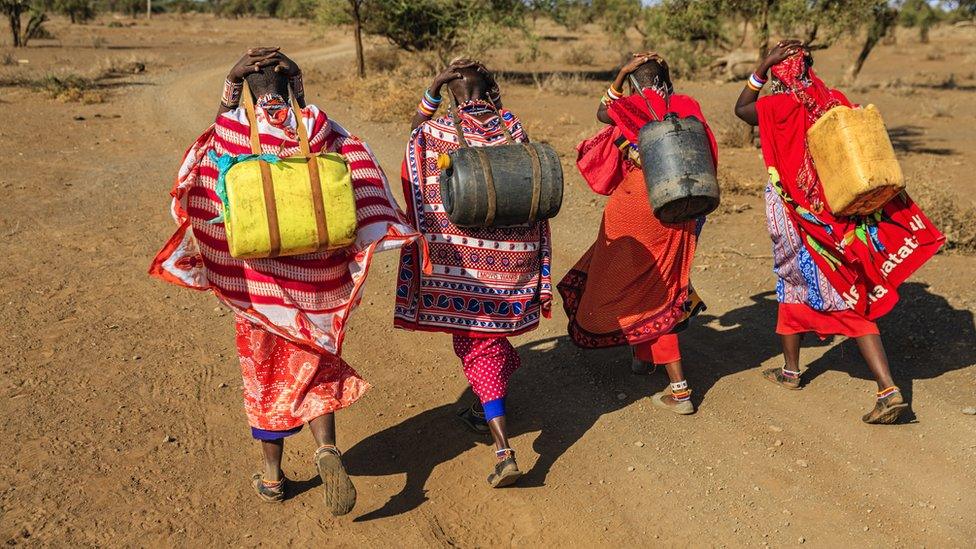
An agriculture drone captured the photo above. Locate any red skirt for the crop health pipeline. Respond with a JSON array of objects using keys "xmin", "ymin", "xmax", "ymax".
[
  {"xmin": 776, "ymin": 303, "xmax": 879, "ymax": 340},
  {"xmin": 235, "ymin": 317, "xmax": 369, "ymax": 433}
]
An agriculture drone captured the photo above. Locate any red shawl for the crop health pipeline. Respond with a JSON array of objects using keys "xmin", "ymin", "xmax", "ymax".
[{"xmin": 757, "ymin": 56, "xmax": 944, "ymax": 319}]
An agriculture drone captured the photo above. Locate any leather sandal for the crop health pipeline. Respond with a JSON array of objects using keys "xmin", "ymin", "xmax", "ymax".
[
  {"xmin": 457, "ymin": 404, "xmax": 491, "ymax": 435},
  {"xmin": 314, "ymin": 445, "xmax": 357, "ymax": 516},
  {"xmin": 251, "ymin": 473, "xmax": 286, "ymax": 503},
  {"xmin": 862, "ymin": 390, "xmax": 908, "ymax": 424},
  {"xmin": 487, "ymin": 449, "xmax": 522, "ymax": 488},
  {"xmin": 762, "ymin": 366, "xmax": 801, "ymax": 390}
]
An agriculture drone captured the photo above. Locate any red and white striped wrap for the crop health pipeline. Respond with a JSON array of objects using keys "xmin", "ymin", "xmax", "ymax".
[{"xmin": 150, "ymin": 104, "xmax": 425, "ymax": 357}]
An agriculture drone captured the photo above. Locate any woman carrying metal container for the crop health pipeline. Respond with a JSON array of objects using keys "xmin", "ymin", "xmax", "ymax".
[
  {"xmin": 394, "ymin": 59, "xmax": 553, "ymax": 488},
  {"xmin": 558, "ymin": 53, "xmax": 715, "ymax": 416},
  {"xmin": 733, "ymin": 41, "xmax": 944, "ymax": 424}
]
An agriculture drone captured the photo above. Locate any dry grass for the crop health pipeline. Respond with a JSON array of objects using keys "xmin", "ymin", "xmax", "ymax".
[
  {"xmin": 713, "ymin": 112, "xmax": 755, "ymax": 149},
  {"xmin": 531, "ymin": 72, "xmax": 598, "ymax": 97},
  {"xmin": 562, "ymin": 45, "xmax": 595, "ymax": 67},
  {"xmin": 911, "ymin": 181, "xmax": 976, "ymax": 255},
  {"xmin": 1, "ymin": 53, "xmax": 15, "ymax": 67},
  {"xmin": 95, "ymin": 56, "xmax": 147, "ymax": 79},
  {"xmin": 321, "ymin": 72, "xmax": 417, "ymax": 123}
]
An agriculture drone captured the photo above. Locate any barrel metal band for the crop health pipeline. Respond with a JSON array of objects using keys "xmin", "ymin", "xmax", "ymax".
[
  {"xmin": 523, "ymin": 144, "xmax": 542, "ymax": 224},
  {"xmin": 474, "ymin": 148, "xmax": 497, "ymax": 227}
]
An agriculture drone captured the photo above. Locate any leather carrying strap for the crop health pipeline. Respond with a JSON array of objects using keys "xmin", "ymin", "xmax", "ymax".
[
  {"xmin": 242, "ymin": 81, "xmax": 282, "ymax": 257},
  {"xmin": 288, "ymin": 88, "xmax": 330, "ymax": 252},
  {"xmin": 241, "ymin": 82, "xmax": 329, "ymax": 255},
  {"xmin": 627, "ymin": 74, "xmax": 670, "ymax": 122}
]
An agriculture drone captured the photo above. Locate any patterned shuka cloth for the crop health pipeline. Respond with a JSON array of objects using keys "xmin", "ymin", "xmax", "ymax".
[
  {"xmin": 757, "ymin": 55, "xmax": 944, "ymax": 324},
  {"xmin": 394, "ymin": 100, "xmax": 553, "ymax": 337},
  {"xmin": 757, "ymin": 54, "xmax": 944, "ymax": 335},
  {"xmin": 559, "ymin": 90, "xmax": 711, "ymax": 349},
  {"xmin": 150, "ymin": 102, "xmax": 423, "ymax": 436}
]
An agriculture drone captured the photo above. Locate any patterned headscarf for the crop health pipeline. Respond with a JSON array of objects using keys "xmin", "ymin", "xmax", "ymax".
[{"xmin": 769, "ymin": 52, "xmax": 838, "ymax": 122}]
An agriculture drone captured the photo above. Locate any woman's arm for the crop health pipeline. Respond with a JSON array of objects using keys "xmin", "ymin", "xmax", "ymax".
[
  {"xmin": 410, "ymin": 65, "xmax": 475, "ymax": 130},
  {"xmin": 734, "ymin": 40, "xmax": 803, "ymax": 126},
  {"xmin": 597, "ymin": 52, "xmax": 662, "ymax": 125}
]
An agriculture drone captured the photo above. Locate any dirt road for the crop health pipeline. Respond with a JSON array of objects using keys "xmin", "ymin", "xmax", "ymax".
[{"xmin": 1, "ymin": 16, "xmax": 974, "ymax": 547}]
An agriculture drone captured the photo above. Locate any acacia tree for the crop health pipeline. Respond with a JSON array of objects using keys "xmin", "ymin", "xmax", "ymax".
[{"xmin": 1, "ymin": 0, "xmax": 47, "ymax": 47}]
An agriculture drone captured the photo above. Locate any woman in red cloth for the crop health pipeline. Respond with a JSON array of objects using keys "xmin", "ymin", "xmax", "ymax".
[
  {"xmin": 150, "ymin": 49, "xmax": 422, "ymax": 511},
  {"xmin": 734, "ymin": 41, "xmax": 944, "ymax": 423},
  {"xmin": 559, "ymin": 53, "xmax": 712, "ymax": 415}
]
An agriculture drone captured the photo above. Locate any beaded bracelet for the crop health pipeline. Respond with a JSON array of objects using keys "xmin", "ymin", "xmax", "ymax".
[
  {"xmin": 746, "ymin": 72, "xmax": 767, "ymax": 92},
  {"xmin": 417, "ymin": 89, "xmax": 441, "ymax": 118},
  {"xmin": 221, "ymin": 78, "xmax": 243, "ymax": 108}
]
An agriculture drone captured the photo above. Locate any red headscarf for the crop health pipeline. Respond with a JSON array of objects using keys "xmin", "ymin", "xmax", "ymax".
[
  {"xmin": 757, "ymin": 54, "xmax": 944, "ymax": 319},
  {"xmin": 575, "ymin": 89, "xmax": 718, "ymax": 195}
]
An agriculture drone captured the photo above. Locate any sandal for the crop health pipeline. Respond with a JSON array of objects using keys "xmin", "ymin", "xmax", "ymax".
[
  {"xmin": 251, "ymin": 473, "xmax": 286, "ymax": 503},
  {"xmin": 487, "ymin": 449, "xmax": 521, "ymax": 488},
  {"xmin": 457, "ymin": 404, "xmax": 491, "ymax": 435},
  {"xmin": 862, "ymin": 389, "xmax": 908, "ymax": 424},
  {"xmin": 762, "ymin": 366, "xmax": 801, "ymax": 390},
  {"xmin": 314, "ymin": 445, "xmax": 357, "ymax": 516},
  {"xmin": 650, "ymin": 388, "xmax": 695, "ymax": 415}
]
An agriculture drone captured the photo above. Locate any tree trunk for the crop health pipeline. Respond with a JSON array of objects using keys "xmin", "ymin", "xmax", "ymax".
[
  {"xmin": 350, "ymin": 0, "xmax": 365, "ymax": 78},
  {"xmin": 9, "ymin": 10, "xmax": 22, "ymax": 47},
  {"xmin": 147, "ymin": 0, "xmax": 152, "ymax": 19},
  {"xmin": 757, "ymin": 0, "xmax": 771, "ymax": 59},
  {"xmin": 848, "ymin": 8, "xmax": 897, "ymax": 80}
]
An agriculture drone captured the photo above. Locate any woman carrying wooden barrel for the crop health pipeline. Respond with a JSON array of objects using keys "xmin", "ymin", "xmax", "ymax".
[
  {"xmin": 395, "ymin": 59, "xmax": 552, "ymax": 488},
  {"xmin": 733, "ymin": 42, "xmax": 944, "ymax": 423},
  {"xmin": 558, "ymin": 53, "xmax": 714, "ymax": 416}
]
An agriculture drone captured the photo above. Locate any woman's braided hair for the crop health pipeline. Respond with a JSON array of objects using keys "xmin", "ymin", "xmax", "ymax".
[{"xmin": 449, "ymin": 57, "xmax": 502, "ymax": 108}]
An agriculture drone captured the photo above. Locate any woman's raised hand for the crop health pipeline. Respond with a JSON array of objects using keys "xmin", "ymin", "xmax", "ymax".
[
  {"xmin": 760, "ymin": 40, "xmax": 805, "ymax": 74},
  {"xmin": 228, "ymin": 47, "xmax": 281, "ymax": 82}
]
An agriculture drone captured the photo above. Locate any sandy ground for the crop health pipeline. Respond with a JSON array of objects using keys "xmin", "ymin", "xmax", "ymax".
[{"xmin": 1, "ymin": 15, "xmax": 975, "ymax": 547}]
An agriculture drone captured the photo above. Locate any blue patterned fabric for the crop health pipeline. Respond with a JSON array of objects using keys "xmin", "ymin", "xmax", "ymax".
[{"xmin": 764, "ymin": 184, "xmax": 848, "ymax": 312}]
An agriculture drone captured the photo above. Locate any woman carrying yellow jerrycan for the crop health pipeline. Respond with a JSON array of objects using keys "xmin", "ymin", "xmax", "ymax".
[{"xmin": 733, "ymin": 41, "xmax": 944, "ymax": 424}]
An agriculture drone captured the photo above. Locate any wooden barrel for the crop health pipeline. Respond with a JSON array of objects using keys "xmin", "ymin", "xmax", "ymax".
[
  {"xmin": 439, "ymin": 142, "xmax": 563, "ymax": 228},
  {"xmin": 637, "ymin": 114, "xmax": 720, "ymax": 223}
]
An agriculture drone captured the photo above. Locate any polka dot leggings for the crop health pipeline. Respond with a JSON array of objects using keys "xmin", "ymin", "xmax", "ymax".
[{"xmin": 452, "ymin": 335, "xmax": 521, "ymax": 404}]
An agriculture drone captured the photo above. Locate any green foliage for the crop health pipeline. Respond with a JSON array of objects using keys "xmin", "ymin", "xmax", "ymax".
[
  {"xmin": 1, "ymin": 0, "xmax": 50, "ymax": 46},
  {"xmin": 360, "ymin": 0, "xmax": 525, "ymax": 60},
  {"xmin": 899, "ymin": 0, "xmax": 940, "ymax": 42},
  {"xmin": 54, "ymin": 0, "xmax": 95, "ymax": 22}
]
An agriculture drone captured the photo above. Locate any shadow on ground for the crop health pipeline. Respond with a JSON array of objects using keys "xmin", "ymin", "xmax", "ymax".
[{"xmin": 343, "ymin": 282, "xmax": 974, "ymax": 520}]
